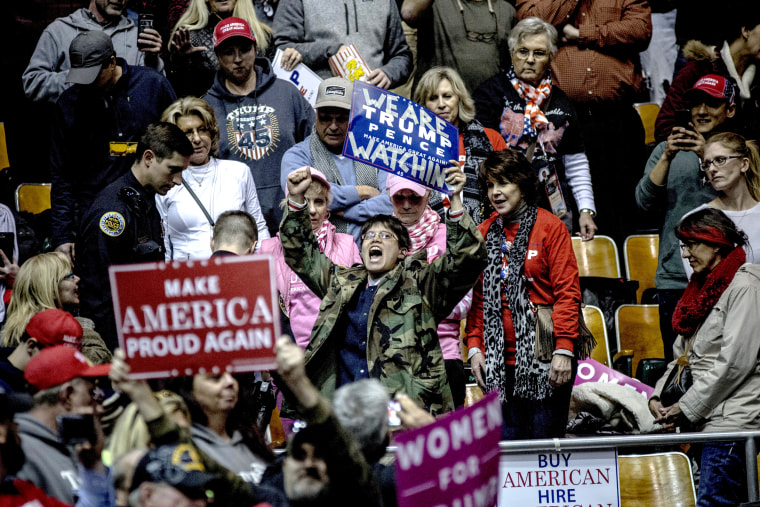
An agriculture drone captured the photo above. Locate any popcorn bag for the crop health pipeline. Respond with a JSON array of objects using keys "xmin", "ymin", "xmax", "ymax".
[{"xmin": 329, "ymin": 45, "xmax": 372, "ymax": 83}]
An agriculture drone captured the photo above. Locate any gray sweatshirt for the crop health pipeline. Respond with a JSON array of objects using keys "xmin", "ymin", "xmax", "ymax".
[
  {"xmin": 22, "ymin": 8, "xmax": 164, "ymax": 104},
  {"xmin": 273, "ymin": 0, "xmax": 412, "ymax": 86},
  {"xmin": 15, "ymin": 413, "xmax": 80, "ymax": 504}
]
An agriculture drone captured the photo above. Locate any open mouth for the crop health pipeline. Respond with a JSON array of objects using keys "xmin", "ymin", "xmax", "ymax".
[{"xmin": 368, "ymin": 246, "xmax": 383, "ymax": 259}]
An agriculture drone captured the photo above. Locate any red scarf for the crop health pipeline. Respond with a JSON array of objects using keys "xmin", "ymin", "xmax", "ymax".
[
  {"xmin": 672, "ymin": 246, "xmax": 746, "ymax": 335},
  {"xmin": 404, "ymin": 206, "xmax": 441, "ymax": 255}
]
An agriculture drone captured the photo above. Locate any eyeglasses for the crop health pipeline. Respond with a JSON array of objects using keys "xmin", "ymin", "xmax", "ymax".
[
  {"xmin": 392, "ymin": 194, "xmax": 423, "ymax": 205},
  {"xmin": 679, "ymin": 240, "xmax": 701, "ymax": 253},
  {"xmin": 461, "ymin": 8, "xmax": 497, "ymax": 44},
  {"xmin": 362, "ymin": 231, "xmax": 396, "ymax": 241},
  {"xmin": 513, "ymin": 48, "xmax": 549, "ymax": 61},
  {"xmin": 60, "ymin": 272, "xmax": 76, "ymax": 282},
  {"xmin": 182, "ymin": 126, "xmax": 211, "ymax": 139},
  {"xmin": 699, "ymin": 155, "xmax": 743, "ymax": 171}
]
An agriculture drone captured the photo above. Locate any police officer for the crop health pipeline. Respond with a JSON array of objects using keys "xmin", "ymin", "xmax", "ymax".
[{"xmin": 76, "ymin": 123, "xmax": 193, "ymax": 350}]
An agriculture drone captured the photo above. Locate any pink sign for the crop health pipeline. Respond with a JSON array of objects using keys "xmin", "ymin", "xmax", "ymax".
[
  {"xmin": 574, "ymin": 358, "xmax": 654, "ymax": 398},
  {"xmin": 395, "ymin": 391, "xmax": 502, "ymax": 507},
  {"xmin": 110, "ymin": 256, "xmax": 280, "ymax": 379}
]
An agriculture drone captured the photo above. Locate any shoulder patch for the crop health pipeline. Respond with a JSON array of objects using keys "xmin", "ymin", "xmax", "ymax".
[{"xmin": 99, "ymin": 212, "xmax": 126, "ymax": 237}]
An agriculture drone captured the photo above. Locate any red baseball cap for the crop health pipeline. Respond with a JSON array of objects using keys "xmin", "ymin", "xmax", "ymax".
[
  {"xmin": 685, "ymin": 74, "xmax": 736, "ymax": 104},
  {"xmin": 213, "ymin": 17, "xmax": 256, "ymax": 48},
  {"xmin": 26, "ymin": 309, "xmax": 83, "ymax": 349},
  {"xmin": 25, "ymin": 346, "xmax": 110, "ymax": 391}
]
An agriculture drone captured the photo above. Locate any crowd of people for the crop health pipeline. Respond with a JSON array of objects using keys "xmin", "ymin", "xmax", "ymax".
[{"xmin": 1, "ymin": 0, "xmax": 760, "ymax": 506}]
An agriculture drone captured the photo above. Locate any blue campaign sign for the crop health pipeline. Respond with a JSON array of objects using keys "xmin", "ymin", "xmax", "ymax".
[{"xmin": 342, "ymin": 81, "xmax": 459, "ymax": 195}]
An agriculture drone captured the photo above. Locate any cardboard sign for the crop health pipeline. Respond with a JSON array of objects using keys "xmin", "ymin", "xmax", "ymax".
[
  {"xmin": 499, "ymin": 449, "xmax": 620, "ymax": 506},
  {"xmin": 272, "ymin": 49, "xmax": 322, "ymax": 106},
  {"xmin": 343, "ymin": 81, "xmax": 460, "ymax": 195},
  {"xmin": 395, "ymin": 391, "xmax": 502, "ymax": 507},
  {"xmin": 110, "ymin": 256, "xmax": 280, "ymax": 379},
  {"xmin": 574, "ymin": 359, "xmax": 654, "ymax": 398}
]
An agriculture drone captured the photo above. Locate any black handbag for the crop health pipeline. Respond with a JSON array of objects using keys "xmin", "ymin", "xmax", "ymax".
[{"xmin": 660, "ymin": 334, "xmax": 695, "ymax": 407}]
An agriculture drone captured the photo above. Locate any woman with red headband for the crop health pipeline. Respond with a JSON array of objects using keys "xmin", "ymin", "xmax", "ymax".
[{"xmin": 649, "ymin": 207, "xmax": 760, "ymax": 507}]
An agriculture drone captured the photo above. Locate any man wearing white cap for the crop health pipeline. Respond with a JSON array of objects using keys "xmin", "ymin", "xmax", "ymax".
[{"xmin": 280, "ymin": 77, "xmax": 393, "ymax": 243}]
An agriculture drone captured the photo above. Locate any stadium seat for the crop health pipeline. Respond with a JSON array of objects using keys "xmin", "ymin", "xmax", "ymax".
[
  {"xmin": 625, "ymin": 234, "xmax": 659, "ymax": 303},
  {"xmin": 0, "ymin": 122, "xmax": 9, "ymax": 171},
  {"xmin": 15, "ymin": 183, "xmax": 51, "ymax": 215},
  {"xmin": 613, "ymin": 304, "xmax": 664, "ymax": 382},
  {"xmin": 619, "ymin": 452, "xmax": 696, "ymax": 506},
  {"xmin": 634, "ymin": 102, "xmax": 660, "ymax": 145},
  {"xmin": 572, "ymin": 235, "xmax": 621, "ymax": 278},
  {"xmin": 583, "ymin": 304, "xmax": 611, "ymax": 367}
]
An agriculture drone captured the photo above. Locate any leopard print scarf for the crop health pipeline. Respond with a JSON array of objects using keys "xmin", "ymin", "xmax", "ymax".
[{"xmin": 483, "ymin": 205, "xmax": 553, "ymax": 401}]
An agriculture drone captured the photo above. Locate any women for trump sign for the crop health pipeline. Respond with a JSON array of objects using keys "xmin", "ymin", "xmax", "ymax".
[
  {"xmin": 343, "ymin": 81, "xmax": 460, "ymax": 195},
  {"xmin": 395, "ymin": 392, "xmax": 502, "ymax": 507}
]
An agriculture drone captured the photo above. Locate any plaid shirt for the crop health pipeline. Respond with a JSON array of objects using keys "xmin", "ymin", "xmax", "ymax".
[{"xmin": 517, "ymin": 0, "xmax": 652, "ymax": 104}]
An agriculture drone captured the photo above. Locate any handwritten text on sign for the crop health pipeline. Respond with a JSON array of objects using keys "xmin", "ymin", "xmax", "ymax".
[
  {"xmin": 499, "ymin": 449, "xmax": 620, "ymax": 507},
  {"xmin": 343, "ymin": 81, "xmax": 459, "ymax": 195},
  {"xmin": 110, "ymin": 256, "xmax": 280, "ymax": 379},
  {"xmin": 395, "ymin": 391, "xmax": 502, "ymax": 507}
]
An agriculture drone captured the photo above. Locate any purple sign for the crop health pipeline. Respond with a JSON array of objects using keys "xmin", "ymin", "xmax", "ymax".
[
  {"xmin": 574, "ymin": 358, "xmax": 654, "ymax": 398},
  {"xmin": 395, "ymin": 391, "xmax": 502, "ymax": 507},
  {"xmin": 343, "ymin": 80, "xmax": 459, "ymax": 195}
]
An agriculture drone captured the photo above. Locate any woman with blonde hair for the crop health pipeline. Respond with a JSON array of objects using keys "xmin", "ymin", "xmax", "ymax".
[
  {"xmin": 682, "ymin": 132, "xmax": 760, "ymax": 278},
  {"xmin": 413, "ymin": 66, "xmax": 507, "ymax": 224},
  {"xmin": 168, "ymin": 0, "xmax": 274, "ymax": 97},
  {"xmin": 158, "ymin": 96, "xmax": 269, "ymax": 260},
  {"xmin": 0, "ymin": 252, "xmax": 110, "ymax": 363}
]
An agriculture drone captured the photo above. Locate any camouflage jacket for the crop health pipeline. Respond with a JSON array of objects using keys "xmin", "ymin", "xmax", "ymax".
[{"xmin": 280, "ymin": 206, "xmax": 487, "ymax": 415}]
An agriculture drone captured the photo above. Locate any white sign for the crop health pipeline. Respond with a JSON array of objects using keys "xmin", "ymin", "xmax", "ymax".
[
  {"xmin": 272, "ymin": 49, "xmax": 322, "ymax": 106},
  {"xmin": 499, "ymin": 449, "xmax": 620, "ymax": 507}
]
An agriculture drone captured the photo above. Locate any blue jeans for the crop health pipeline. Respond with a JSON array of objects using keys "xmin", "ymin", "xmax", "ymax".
[
  {"xmin": 696, "ymin": 441, "xmax": 747, "ymax": 507},
  {"xmin": 501, "ymin": 362, "xmax": 576, "ymax": 440}
]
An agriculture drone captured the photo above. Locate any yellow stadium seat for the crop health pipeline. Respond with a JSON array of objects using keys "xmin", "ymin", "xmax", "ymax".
[
  {"xmin": 15, "ymin": 183, "xmax": 51, "ymax": 215},
  {"xmin": 625, "ymin": 234, "xmax": 659, "ymax": 303},
  {"xmin": 634, "ymin": 102, "xmax": 660, "ymax": 145},
  {"xmin": 619, "ymin": 452, "xmax": 696, "ymax": 506},
  {"xmin": 583, "ymin": 304, "xmax": 611, "ymax": 367},
  {"xmin": 614, "ymin": 304, "xmax": 663, "ymax": 379},
  {"xmin": 572, "ymin": 235, "xmax": 621, "ymax": 278}
]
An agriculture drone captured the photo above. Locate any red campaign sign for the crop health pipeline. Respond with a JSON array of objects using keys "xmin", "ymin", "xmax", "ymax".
[
  {"xmin": 395, "ymin": 391, "xmax": 502, "ymax": 507},
  {"xmin": 109, "ymin": 255, "xmax": 280, "ymax": 379}
]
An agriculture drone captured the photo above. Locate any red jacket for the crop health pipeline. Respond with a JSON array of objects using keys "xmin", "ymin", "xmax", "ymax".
[{"xmin": 466, "ymin": 208, "xmax": 581, "ymax": 362}]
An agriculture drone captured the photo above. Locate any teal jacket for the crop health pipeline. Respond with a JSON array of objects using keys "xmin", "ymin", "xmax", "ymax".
[{"xmin": 280, "ymin": 206, "xmax": 486, "ymax": 415}]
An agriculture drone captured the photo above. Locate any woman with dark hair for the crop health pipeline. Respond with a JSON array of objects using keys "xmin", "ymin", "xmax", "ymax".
[
  {"xmin": 168, "ymin": 371, "xmax": 273, "ymax": 484},
  {"xmin": 466, "ymin": 149, "xmax": 590, "ymax": 439},
  {"xmin": 649, "ymin": 207, "xmax": 759, "ymax": 507}
]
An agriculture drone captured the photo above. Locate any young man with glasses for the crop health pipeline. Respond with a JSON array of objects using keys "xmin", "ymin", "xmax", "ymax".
[
  {"xmin": 635, "ymin": 74, "xmax": 736, "ymax": 362},
  {"xmin": 278, "ymin": 164, "xmax": 486, "ymax": 417}
]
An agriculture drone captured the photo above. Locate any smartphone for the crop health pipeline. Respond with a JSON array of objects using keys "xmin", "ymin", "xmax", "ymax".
[
  {"xmin": 0, "ymin": 232, "xmax": 13, "ymax": 262},
  {"xmin": 674, "ymin": 109, "xmax": 693, "ymax": 130},
  {"xmin": 388, "ymin": 400, "xmax": 401, "ymax": 427},
  {"xmin": 58, "ymin": 414, "xmax": 96, "ymax": 446},
  {"xmin": 138, "ymin": 13, "xmax": 154, "ymax": 36}
]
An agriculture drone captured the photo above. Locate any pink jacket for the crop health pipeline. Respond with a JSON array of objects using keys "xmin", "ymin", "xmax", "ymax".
[
  {"xmin": 422, "ymin": 224, "xmax": 472, "ymax": 361},
  {"xmin": 260, "ymin": 224, "xmax": 361, "ymax": 348}
]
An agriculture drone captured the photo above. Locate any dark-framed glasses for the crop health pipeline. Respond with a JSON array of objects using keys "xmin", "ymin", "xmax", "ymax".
[{"xmin": 699, "ymin": 155, "xmax": 743, "ymax": 172}]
